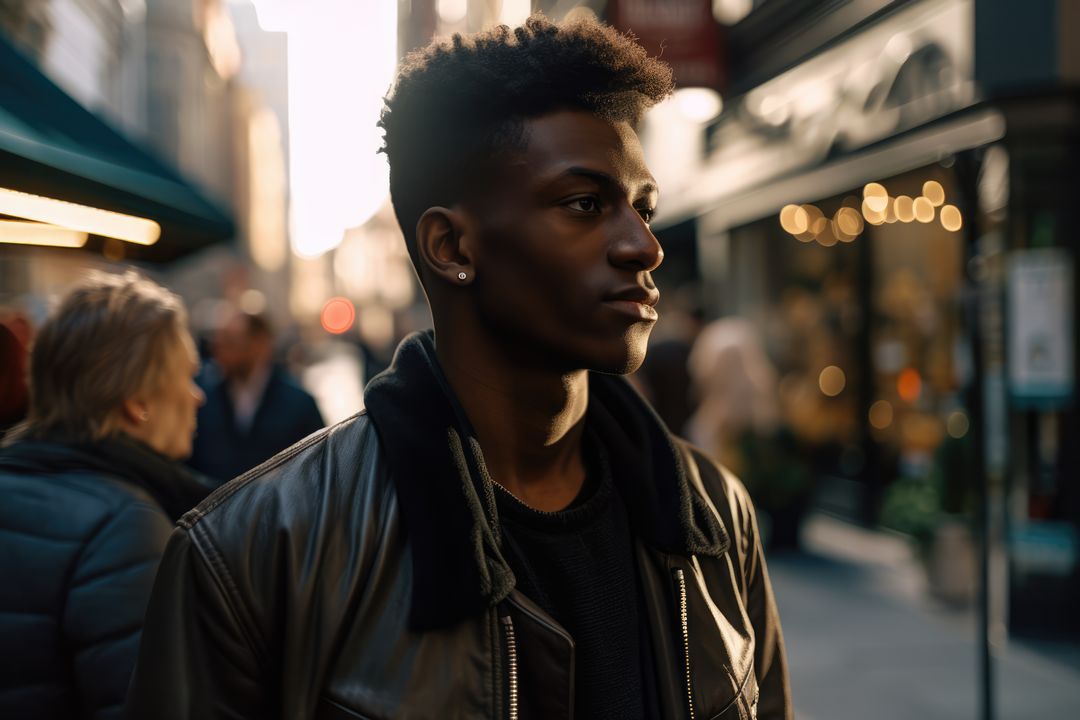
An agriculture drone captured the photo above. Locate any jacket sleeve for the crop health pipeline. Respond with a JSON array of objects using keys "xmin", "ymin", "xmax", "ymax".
[
  {"xmin": 123, "ymin": 527, "xmax": 268, "ymax": 719},
  {"xmin": 63, "ymin": 500, "xmax": 173, "ymax": 720},
  {"xmin": 736, "ymin": 482, "xmax": 793, "ymax": 720}
]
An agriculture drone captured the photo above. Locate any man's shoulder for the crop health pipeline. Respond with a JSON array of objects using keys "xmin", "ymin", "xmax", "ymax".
[
  {"xmin": 178, "ymin": 410, "xmax": 381, "ymax": 533},
  {"xmin": 674, "ymin": 437, "xmax": 758, "ymax": 546},
  {"xmin": 268, "ymin": 366, "xmax": 319, "ymax": 403}
]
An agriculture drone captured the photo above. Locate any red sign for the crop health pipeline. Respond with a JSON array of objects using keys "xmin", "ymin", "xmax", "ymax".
[{"xmin": 606, "ymin": 0, "xmax": 726, "ymax": 91}]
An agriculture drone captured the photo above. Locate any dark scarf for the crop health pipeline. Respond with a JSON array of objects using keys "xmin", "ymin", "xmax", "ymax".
[
  {"xmin": 363, "ymin": 331, "xmax": 729, "ymax": 631},
  {"xmin": 0, "ymin": 434, "xmax": 213, "ymax": 521}
]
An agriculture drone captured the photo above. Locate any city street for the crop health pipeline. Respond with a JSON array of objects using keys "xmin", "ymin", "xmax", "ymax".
[{"xmin": 770, "ymin": 515, "xmax": 1080, "ymax": 719}]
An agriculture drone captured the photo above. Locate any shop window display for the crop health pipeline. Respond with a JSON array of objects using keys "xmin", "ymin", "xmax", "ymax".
[{"xmin": 719, "ymin": 165, "xmax": 975, "ymax": 567}]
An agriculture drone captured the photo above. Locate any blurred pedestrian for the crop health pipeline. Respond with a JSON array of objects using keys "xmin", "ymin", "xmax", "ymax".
[
  {"xmin": 0, "ymin": 271, "xmax": 212, "ymax": 719},
  {"xmin": 126, "ymin": 14, "xmax": 790, "ymax": 720},
  {"xmin": 686, "ymin": 318, "xmax": 811, "ymax": 549},
  {"xmin": 634, "ymin": 298, "xmax": 704, "ymax": 435},
  {"xmin": 188, "ymin": 307, "xmax": 324, "ymax": 484}
]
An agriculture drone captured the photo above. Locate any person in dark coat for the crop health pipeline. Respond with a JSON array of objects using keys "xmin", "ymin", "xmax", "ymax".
[
  {"xmin": 187, "ymin": 308, "xmax": 324, "ymax": 484},
  {"xmin": 0, "ymin": 271, "xmax": 211, "ymax": 720}
]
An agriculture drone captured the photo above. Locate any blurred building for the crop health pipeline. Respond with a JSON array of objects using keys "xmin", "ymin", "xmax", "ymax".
[
  {"xmin": 0, "ymin": 0, "xmax": 295, "ymax": 340},
  {"xmin": 647, "ymin": 0, "xmax": 1080, "ymax": 641},
  {"xmin": 0, "ymin": 0, "xmax": 239, "ymax": 323},
  {"xmin": 166, "ymin": 0, "xmax": 294, "ymax": 331}
]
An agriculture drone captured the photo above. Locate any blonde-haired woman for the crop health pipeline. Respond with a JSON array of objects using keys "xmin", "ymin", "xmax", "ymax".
[
  {"xmin": 685, "ymin": 318, "xmax": 810, "ymax": 550},
  {"xmin": 0, "ymin": 271, "xmax": 210, "ymax": 719}
]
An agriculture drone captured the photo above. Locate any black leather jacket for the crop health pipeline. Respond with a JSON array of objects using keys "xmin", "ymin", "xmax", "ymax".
[{"xmin": 126, "ymin": 333, "xmax": 791, "ymax": 719}]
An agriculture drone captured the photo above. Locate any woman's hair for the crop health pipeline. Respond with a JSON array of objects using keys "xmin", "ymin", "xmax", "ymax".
[
  {"xmin": 20, "ymin": 270, "xmax": 188, "ymax": 443},
  {"xmin": 379, "ymin": 12, "xmax": 673, "ymax": 266}
]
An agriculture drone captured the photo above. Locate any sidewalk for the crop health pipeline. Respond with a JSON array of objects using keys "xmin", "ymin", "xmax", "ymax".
[{"xmin": 767, "ymin": 514, "xmax": 1080, "ymax": 719}]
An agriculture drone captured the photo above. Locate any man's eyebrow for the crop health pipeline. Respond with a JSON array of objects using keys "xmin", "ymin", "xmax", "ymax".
[{"xmin": 551, "ymin": 166, "xmax": 658, "ymax": 198}]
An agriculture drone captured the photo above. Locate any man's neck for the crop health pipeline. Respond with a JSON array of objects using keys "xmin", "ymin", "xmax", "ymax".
[{"xmin": 436, "ymin": 331, "xmax": 589, "ymax": 513}]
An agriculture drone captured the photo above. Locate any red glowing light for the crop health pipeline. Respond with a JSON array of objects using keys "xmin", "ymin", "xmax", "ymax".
[
  {"xmin": 897, "ymin": 368, "xmax": 922, "ymax": 403},
  {"xmin": 320, "ymin": 297, "xmax": 355, "ymax": 334}
]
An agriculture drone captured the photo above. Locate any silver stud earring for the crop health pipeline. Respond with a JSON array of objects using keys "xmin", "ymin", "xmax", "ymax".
[{"xmin": 457, "ymin": 272, "xmax": 467, "ymax": 281}]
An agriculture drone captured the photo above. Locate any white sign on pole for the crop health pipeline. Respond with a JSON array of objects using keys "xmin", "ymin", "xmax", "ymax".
[{"xmin": 1007, "ymin": 249, "xmax": 1074, "ymax": 406}]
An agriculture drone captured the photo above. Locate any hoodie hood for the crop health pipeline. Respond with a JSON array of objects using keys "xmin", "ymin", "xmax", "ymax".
[{"xmin": 363, "ymin": 330, "xmax": 729, "ymax": 630}]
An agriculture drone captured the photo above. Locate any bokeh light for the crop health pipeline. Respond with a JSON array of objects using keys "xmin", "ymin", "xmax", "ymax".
[
  {"xmin": 894, "ymin": 195, "xmax": 915, "ymax": 223},
  {"xmin": 913, "ymin": 196, "xmax": 935, "ymax": 223},
  {"xmin": 800, "ymin": 205, "xmax": 824, "ymax": 242},
  {"xmin": 862, "ymin": 198, "xmax": 886, "ymax": 225},
  {"xmin": 946, "ymin": 410, "xmax": 970, "ymax": 439},
  {"xmin": 940, "ymin": 204, "xmax": 963, "ymax": 231},
  {"xmin": 897, "ymin": 367, "xmax": 922, "ymax": 403},
  {"xmin": 869, "ymin": 400, "xmax": 894, "ymax": 429},
  {"xmin": 320, "ymin": 297, "xmax": 356, "ymax": 334},
  {"xmin": 922, "ymin": 180, "xmax": 945, "ymax": 207},
  {"xmin": 674, "ymin": 88, "xmax": 724, "ymax": 122},
  {"xmin": 780, "ymin": 204, "xmax": 809, "ymax": 235},
  {"xmin": 834, "ymin": 207, "xmax": 863, "ymax": 241},
  {"xmin": 863, "ymin": 182, "xmax": 889, "ymax": 212},
  {"xmin": 819, "ymin": 365, "xmax": 847, "ymax": 396},
  {"xmin": 816, "ymin": 219, "xmax": 838, "ymax": 246}
]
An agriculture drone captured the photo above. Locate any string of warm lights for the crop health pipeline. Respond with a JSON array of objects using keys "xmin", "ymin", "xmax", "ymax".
[{"xmin": 779, "ymin": 180, "xmax": 963, "ymax": 245}]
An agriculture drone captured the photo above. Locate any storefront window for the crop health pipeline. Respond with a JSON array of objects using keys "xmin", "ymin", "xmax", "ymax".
[{"xmin": 723, "ymin": 163, "xmax": 973, "ymax": 546}]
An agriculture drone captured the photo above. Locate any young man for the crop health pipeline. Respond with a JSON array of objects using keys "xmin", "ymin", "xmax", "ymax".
[{"xmin": 126, "ymin": 14, "xmax": 791, "ymax": 720}]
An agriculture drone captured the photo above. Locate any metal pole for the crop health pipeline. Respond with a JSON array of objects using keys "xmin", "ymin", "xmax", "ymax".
[{"xmin": 956, "ymin": 148, "xmax": 995, "ymax": 720}]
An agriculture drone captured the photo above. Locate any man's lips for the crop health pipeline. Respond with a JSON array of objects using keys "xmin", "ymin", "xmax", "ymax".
[
  {"xmin": 604, "ymin": 286, "xmax": 660, "ymax": 306},
  {"xmin": 602, "ymin": 286, "xmax": 660, "ymax": 320}
]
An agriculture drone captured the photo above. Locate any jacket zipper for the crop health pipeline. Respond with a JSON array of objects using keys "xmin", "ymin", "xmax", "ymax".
[
  {"xmin": 673, "ymin": 567, "xmax": 696, "ymax": 720},
  {"xmin": 501, "ymin": 614, "xmax": 519, "ymax": 720}
]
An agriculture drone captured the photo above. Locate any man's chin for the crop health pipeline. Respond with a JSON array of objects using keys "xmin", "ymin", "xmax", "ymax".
[{"xmin": 585, "ymin": 339, "xmax": 650, "ymax": 376}]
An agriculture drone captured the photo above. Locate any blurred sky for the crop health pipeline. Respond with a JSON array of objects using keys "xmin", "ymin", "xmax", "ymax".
[{"xmin": 235, "ymin": 0, "xmax": 397, "ymax": 258}]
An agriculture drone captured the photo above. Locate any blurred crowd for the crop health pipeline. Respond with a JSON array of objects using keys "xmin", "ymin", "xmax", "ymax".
[{"xmin": 0, "ymin": 273, "xmax": 328, "ymax": 717}]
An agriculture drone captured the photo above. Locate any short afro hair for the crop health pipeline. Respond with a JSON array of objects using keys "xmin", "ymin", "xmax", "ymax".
[{"xmin": 378, "ymin": 12, "xmax": 673, "ymax": 266}]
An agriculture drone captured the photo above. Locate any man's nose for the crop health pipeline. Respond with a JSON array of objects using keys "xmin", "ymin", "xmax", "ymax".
[{"xmin": 609, "ymin": 208, "xmax": 663, "ymax": 272}]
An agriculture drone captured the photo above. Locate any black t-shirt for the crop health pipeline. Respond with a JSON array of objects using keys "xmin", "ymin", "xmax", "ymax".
[{"xmin": 494, "ymin": 437, "xmax": 653, "ymax": 720}]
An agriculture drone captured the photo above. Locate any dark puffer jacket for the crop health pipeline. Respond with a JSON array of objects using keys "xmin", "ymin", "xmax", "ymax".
[{"xmin": 0, "ymin": 436, "xmax": 211, "ymax": 720}]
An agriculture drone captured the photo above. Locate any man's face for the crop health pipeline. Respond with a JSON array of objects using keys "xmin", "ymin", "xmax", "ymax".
[
  {"xmin": 464, "ymin": 110, "xmax": 663, "ymax": 374},
  {"xmin": 212, "ymin": 315, "xmax": 268, "ymax": 380}
]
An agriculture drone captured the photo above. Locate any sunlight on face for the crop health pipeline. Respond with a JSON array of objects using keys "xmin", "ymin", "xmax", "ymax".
[{"xmin": 139, "ymin": 332, "xmax": 204, "ymax": 460}]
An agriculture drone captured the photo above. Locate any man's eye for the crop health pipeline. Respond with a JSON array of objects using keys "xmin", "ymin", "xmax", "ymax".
[
  {"xmin": 567, "ymin": 197, "xmax": 601, "ymax": 214},
  {"xmin": 637, "ymin": 207, "xmax": 655, "ymax": 224}
]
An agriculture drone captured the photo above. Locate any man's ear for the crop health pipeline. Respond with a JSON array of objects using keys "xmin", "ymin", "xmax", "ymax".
[{"xmin": 415, "ymin": 207, "xmax": 475, "ymax": 285}]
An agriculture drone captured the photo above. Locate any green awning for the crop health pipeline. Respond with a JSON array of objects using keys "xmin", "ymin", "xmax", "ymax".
[{"xmin": 0, "ymin": 34, "xmax": 234, "ymax": 262}]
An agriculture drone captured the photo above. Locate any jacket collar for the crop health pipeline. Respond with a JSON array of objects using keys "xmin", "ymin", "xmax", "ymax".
[
  {"xmin": 0, "ymin": 434, "xmax": 212, "ymax": 521},
  {"xmin": 363, "ymin": 331, "xmax": 728, "ymax": 631}
]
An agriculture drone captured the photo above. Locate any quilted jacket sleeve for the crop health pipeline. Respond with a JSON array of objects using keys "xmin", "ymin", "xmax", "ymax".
[
  {"xmin": 123, "ymin": 527, "xmax": 268, "ymax": 719},
  {"xmin": 63, "ymin": 499, "xmax": 173, "ymax": 720}
]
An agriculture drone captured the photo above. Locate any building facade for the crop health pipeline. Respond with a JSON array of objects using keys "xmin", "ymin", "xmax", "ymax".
[{"xmin": 652, "ymin": 0, "xmax": 1080, "ymax": 641}]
